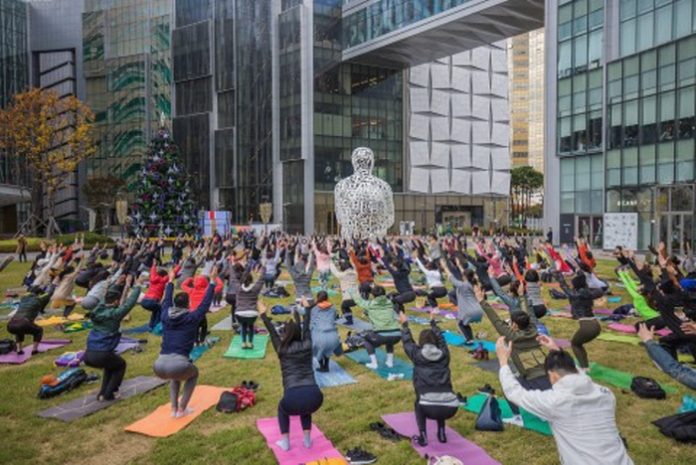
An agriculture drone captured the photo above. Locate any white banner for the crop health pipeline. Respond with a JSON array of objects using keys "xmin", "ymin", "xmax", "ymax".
[{"xmin": 603, "ymin": 213, "xmax": 638, "ymax": 250}]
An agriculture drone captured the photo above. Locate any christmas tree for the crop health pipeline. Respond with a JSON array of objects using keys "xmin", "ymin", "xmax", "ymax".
[{"xmin": 129, "ymin": 126, "xmax": 198, "ymax": 237}]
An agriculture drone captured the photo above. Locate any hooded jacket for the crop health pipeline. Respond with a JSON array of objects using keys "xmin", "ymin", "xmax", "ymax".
[
  {"xmin": 500, "ymin": 366, "xmax": 634, "ymax": 465},
  {"xmin": 401, "ymin": 320, "xmax": 453, "ymax": 395},
  {"xmin": 13, "ymin": 290, "xmax": 52, "ymax": 322},
  {"xmin": 86, "ymin": 287, "xmax": 141, "ymax": 352},
  {"xmin": 181, "ymin": 275, "xmax": 223, "ymax": 310},
  {"xmin": 261, "ymin": 308, "xmax": 317, "ymax": 391},
  {"xmin": 160, "ymin": 282, "xmax": 214, "ymax": 357},
  {"xmin": 144, "ymin": 263, "xmax": 180, "ymax": 300},
  {"xmin": 351, "ymin": 293, "xmax": 400, "ymax": 332}
]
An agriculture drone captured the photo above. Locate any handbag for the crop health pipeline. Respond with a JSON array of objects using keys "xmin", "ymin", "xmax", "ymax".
[{"xmin": 475, "ymin": 393, "xmax": 504, "ymax": 431}]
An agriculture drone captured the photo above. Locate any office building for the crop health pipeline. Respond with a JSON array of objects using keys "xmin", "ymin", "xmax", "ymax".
[
  {"xmin": 82, "ymin": 0, "xmax": 173, "ymax": 189},
  {"xmin": 544, "ymin": 0, "xmax": 696, "ymax": 253},
  {"xmin": 508, "ymin": 28, "xmax": 545, "ymax": 171}
]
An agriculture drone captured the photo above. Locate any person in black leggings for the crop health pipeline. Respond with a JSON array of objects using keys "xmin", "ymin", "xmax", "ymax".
[
  {"xmin": 260, "ymin": 301, "xmax": 323, "ymax": 452},
  {"xmin": 380, "ymin": 253, "xmax": 415, "ymax": 314},
  {"xmin": 399, "ymin": 311, "xmax": 459, "ymax": 446}
]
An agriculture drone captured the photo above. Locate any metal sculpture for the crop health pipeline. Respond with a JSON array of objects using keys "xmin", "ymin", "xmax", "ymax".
[{"xmin": 334, "ymin": 147, "xmax": 394, "ymax": 239}]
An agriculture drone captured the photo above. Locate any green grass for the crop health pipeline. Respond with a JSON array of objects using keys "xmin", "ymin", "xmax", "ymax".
[{"xmin": 0, "ymin": 259, "xmax": 694, "ymax": 465}]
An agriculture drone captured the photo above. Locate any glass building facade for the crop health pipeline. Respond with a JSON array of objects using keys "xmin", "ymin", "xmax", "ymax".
[
  {"xmin": 0, "ymin": 0, "xmax": 27, "ymax": 109},
  {"xmin": 83, "ymin": 0, "xmax": 172, "ymax": 190},
  {"xmin": 549, "ymin": 0, "xmax": 696, "ymax": 252}
]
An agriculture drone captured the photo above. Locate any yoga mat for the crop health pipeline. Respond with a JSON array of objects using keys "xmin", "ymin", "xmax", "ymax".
[
  {"xmin": 125, "ymin": 385, "xmax": 227, "ymax": 437},
  {"xmin": 593, "ymin": 308, "xmax": 614, "ymax": 315},
  {"xmin": 256, "ymin": 417, "xmax": 343, "ymax": 465},
  {"xmin": 408, "ymin": 316, "xmax": 431, "ymax": 325},
  {"xmin": 345, "ymin": 349, "xmax": 412, "ymax": 380},
  {"xmin": 606, "ymin": 323, "xmax": 671, "ymax": 336},
  {"xmin": 122, "ymin": 324, "xmax": 152, "ymax": 334},
  {"xmin": 189, "ymin": 336, "xmax": 220, "ymax": 362},
  {"xmin": 554, "ymin": 338, "xmax": 571, "ymax": 349},
  {"xmin": 38, "ymin": 376, "xmax": 166, "ymax": 422},
  {"xmin": 474, "ymin": 359, "xmax": 501, "ymax": 374},
  {"xmin": 547, "ymin": 309, "xmax": 573, "ymax": 318},
  {"xmin": 313, "ymin": 359, "xmax": 356, "ymax": 388},
  {"xmin": 211, "ymin": 315, "xmax": 234, "ymax": 331},
  {"xmin": 115, "ymin": 337, "xmax": 142, "ymax": 355},
  {"xmin": 0, "ymin": 338, "xmax": 71, "ymax": 364},
  {"xmin": 382, "ymin": 412, "xmax": 501, "ymax": 465},
  {"xmin": 36, "ymin": 313, "xmax": 85, "ymax": 327},
  {"xmin": 208, "ymin": 303, "xmax": 227, "ymax": 313},
  {"xmin": 410, "ymin": 306, "xmax": 457, "ymax": 318},
  {"xmin": 64, "ymin": 321, "xmax": 92, "ymax": 333},
  {"xmin": 588, "ymin": 362, "xmax": 677, "ymax": 393},
  {"xmin": 223, "ymin": 335, "xmax": 269, "ymax": 359},
  {"xmin": 310, "ymin": 286, "xmax": 339, "ymax": 297},
  {"xmin": 678, "ymin": 353, "xmax": 695, "ymax": 364},
  {"xmin": 336, "ymin": 317, "xmax": 372, "ymax": 331},
  {"xmin": 442, "ymin": 331, "xmax": 497, "ymax": 352},
  {"xmin": 607, "ymin": 296, "xmax": 622, "ymax": 303},
  {"xmin": 597, "ymin": 333, "xmax": 641, "ymax": 345},
  {"xmin": 462, "ymin": 393, "xmax": 552, "ymax": 436}
]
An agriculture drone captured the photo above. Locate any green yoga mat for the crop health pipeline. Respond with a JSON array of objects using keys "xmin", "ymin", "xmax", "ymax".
[
  {"xmin": 597, "ymin": 333, "xmax": 641, "ymax": 345},
  {"xmin": 588, "ymin": 362, "xmax": 677, "ymax": 393},
  {"xmin": 223, "ymin": 335, "xmax": 269, "ymax": 359},
  {"xmin": 462, "ymin": 393, "xmax": 552, "ymax": 436}
]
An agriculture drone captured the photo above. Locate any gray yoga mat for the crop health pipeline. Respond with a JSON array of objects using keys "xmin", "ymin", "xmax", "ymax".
[
  {"xmin": 474, "ymin": 359, "xmax": 501, "ymax": 374},
  {"xmin": 211, "ymin": 315, "xmax": 234, "ymax": 331},
  {"xmin": 38, "ymin": 376, "xmax": 166, "ymax": 422},
  {"xmin": 336, "ymin": 317, "xmax": 372, "ymax": 331}
]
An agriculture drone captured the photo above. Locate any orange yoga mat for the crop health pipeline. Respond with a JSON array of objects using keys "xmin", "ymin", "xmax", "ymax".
[{"xmin": 124, "ymin": 385, "xmax": 227, "ymax": 437}]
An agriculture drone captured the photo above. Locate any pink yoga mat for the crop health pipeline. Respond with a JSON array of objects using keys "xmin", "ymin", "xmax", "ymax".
[
  {"xmin": 607, "ymin": 323, "xmax": 671, "ymax": 336},
  {"xmin": 0, "ymin": 338, "xmax": 71, "ymax": 364},
  {"xmin": 554, "ymin": 338, "xmax": 571, "ymax": 349},
  {"xmin": 382, "ymin": 412, "xmax": 501, "ymax": 465},
  {"xmin": 256, "ymin": 417, "xmax": 343, "ymax": 465},
  {"xmin": 593, "ymin": 308, "xmax": 614, "ymax": 315}
]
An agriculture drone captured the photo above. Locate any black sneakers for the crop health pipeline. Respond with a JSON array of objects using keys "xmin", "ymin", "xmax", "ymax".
[
  {"xmin": 346, "ymin": 447, "xmax": 377, "ymax": 464},
  {"xmin": 369, "ymin": 421, "xmax": 403, "ymax": 441}
]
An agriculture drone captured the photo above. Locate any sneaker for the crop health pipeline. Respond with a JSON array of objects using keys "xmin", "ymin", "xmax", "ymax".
[
  {"xmin": 347, "ymin": 447, "xmax": 377, "ymax": 464},
  {"xmin": 365, "ymin": 361, "xmax": 378, "ymax": 370},
  {"xmin": 477, "ymin": 383, "xmax": 495, "ymax": 395},
  {"xmin": 503, "ymin": 414, "xmax": 525, "ymax": 428}
]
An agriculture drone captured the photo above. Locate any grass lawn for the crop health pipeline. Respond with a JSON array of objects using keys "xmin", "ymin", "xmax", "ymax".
[{"xmin": 0, "ymin": 258, "xmax": 693, "ymax": 465}]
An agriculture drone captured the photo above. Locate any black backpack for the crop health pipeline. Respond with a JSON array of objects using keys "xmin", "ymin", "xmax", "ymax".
[
  {"xmin": 0, "ymin": 339, "xmax": 16, "ymax": 355},
  {"xmin": 653, "ymin": 411, "xmax": 696, "ymax": 443},
  {"xmin": 38, "ymin": 368, "xmax": 88, "ymax": 399},
  {"xmin": 631, "ymin": 376, "xmax": 666, "ymax": 400},
  {"xmin": 216, "ymin": 391, "xmax": 239, "ymax": 413}
]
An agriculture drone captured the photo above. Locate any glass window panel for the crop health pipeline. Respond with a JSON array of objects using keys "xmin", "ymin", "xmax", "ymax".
[
  {"xmin": 641, "ymin": 96, "xmax": 658, "ymax": 144},
  {"xmin": 659, "ymin": 43, "xmax": 676, "ymax": 64},
  {"xmin": 588, "ymin": 110, "xmax": 602, "ymax": 150},
  {"xmin": 640, "ymin": 145, "xmax": 656, "ymax": 183},
  {"xmin": 620, "ymin": 18, "xmax": 636, "ymax": 56},
  {"xmin": 637, "ymin": 0, "xmax": 653, "ymax": 14},
  {"xmin": 558, "ymin": 40, "xmax": 572, "ymax": 78},
  {"xmin": 576, "ymin": 156, "xmax": 591, "ymax": 189},
  {"xmin": 659, "ymin": 91, "xmax": 676, "ymax": 141},
  {"xmin": 608, "ymin": 62, "xmax": 623, "ymax": 81},
  {"xmin": 559, "ymin": 116, "xmax": 572, "ymax": 153},
  {"xmin": 655, "ymin": 5, "xmax": 673, "ymax": 45},
  {"xmin": 607, "ymin": 149, "xmax": 621, "ymax": 168},
  {"xmin": 561, "ymin": 193, "xmax": 575, "ymax": 213},
  {"xmin": 588, "ymin": 29, "xmax": 602, "ymax": 67},
  {"xmin": 624, "ymin": 99, "xmax": 639, "ymax": 147},
  {"xmin": 637, "ymin": 12, "xmax": 654, "ymax": 51},
  {"xmin": 659, "ymin": 63, "xmax": 676, "ymax": 91},
  {"xmin": 675, "ymin": 0, "xmax": 693, "ymax": 37},
  {"xmin": 678, "ymin": 86, "xmax": 695, "ymax": 139},
  {"xmin": 621, "ymin": 0, "xmax": 637, "ymax": 20},
  {"xmin": 576, "ymin": 191, "xmax": 592, "ymax": 212},
  {"xmin": 591, "ymin": 154, "xmax": 605, "ymax": 189},
  {"xmin": 610, "ymin": 103, "xmax": 623, "ymax": 148},
  {"xmin": 679, "ymin": 57, "xmax": 696, "ymax": 86},
  {"xmin": 574, "ymin": 34, "xmax": 588, "ymax": 72},
  {"xmin": 573, "ymin": 113, "xmax": 587, "ymax": 152},
  {"xmin": 560, "ymin": 158, "xmax": 575, "ymax": 191}
]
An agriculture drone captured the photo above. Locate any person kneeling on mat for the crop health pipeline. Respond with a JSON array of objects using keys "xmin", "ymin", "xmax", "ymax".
[
  {"xmin": 260, "ymin": 301, "xmax": 323, "ymax": 451},
  {"xmin": 399, "ymin": 310, "xmax": 459, "ymax": 446},
  {"xmin": 154, "ymin": 267, "xmax": 217, "ymax": 418},
  {"xmin": 350, "ymin": 285, "xmax": 401, "ymax": 369},
  {"xmin": 497, "ymin": 336, "xmax": 634, "ymax": 465},
  {"xmin": 84, "ymin": 274, "xmax": 144, "ymax": 402}
]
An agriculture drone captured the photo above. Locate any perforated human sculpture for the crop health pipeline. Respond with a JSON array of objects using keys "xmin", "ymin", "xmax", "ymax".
[{"xmin": 334, "ymin": 147, "xmax": 394, "ymax": 239}]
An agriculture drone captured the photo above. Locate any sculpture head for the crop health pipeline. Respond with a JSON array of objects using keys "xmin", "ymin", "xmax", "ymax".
[{"xmin": 351, "ymin": 147, "xmax": 374, "ymax": 174}]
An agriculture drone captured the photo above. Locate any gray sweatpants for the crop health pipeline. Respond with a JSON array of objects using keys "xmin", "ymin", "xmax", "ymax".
[{"xmin": 153, "ymin": 353, "xmax": 199, "ymax": 411}]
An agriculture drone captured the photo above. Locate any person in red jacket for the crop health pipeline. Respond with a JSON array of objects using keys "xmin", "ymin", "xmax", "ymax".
[
  {"xmin": 141, "ymin": 261, "xmax": 180, "ymax": 329},
  {"xmin": 350, "ymin": 248, "xmax": 374, "ymax": 299},
  {"xmin": 181, "ymin": 273, "xmax": 223, "ymax": 344}
]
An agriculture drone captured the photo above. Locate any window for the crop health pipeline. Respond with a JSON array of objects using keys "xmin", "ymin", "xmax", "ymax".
[
  {"xmin": 655, "ymin": 4, "xmax": 672, "ymax": 45},
  {"xmin": 641, "ymin": 96, "xmax": 657, "ymax": 144},
  {"xmin": 607, "ymin": 149, "xmax": 621, "ymax": 187},
  {"xmin": 621, "ymin": 18, "xmax": 636, "ymax": 56},
  {"xmin": 608, "ymin": 62, "xmax": 623, "ymax": 103},
  {"xmin": 675, "ymin": 0, "xmax": 693, "ymax": 37},
  {"xmin": 640, "ymin": 145, "xmax": 656, "ymax": 183},
  {"xmin": 657, "ymin": 141, "xmax": 675, "ymax": 183},
  {"xmin": 623, "ymin": 147, "xmax": 639, "ymax": 184},
  {"xmin": 659, "ymin": 91, "xmax": 675, "ymax": 141},
  {"xmin": 588, "ymin": 110, "xmax": 602, "ymax": 150},
  {"xmin": 638, "ymin": 12, "xmax": 655, "ymax": 54},
  {"xmin": 624, "ymin": 99, "xmax": 639, "ymax": 147},
  {"xmin": 561, "ymin": 158, "xmax": 575, "ymax": 192},
  {"xmin": 558, "ymin": 40, "xmax": 572, "ymax": 78},
  {"xmin": 588, "ymin": 69, "xmax": 602, "ymax": 109},
  {"xmin": 624, "ymin": 56, "xmax": 640, "ymax": 100},
  {"xmin": 621, "ymin": 0, "xmax": 637, "ymax": 20},
  {"xmin": 573, "ymin": 113, "xmax": 587, "ymax": 152},
  {"xmin": 610, "ymin": 103, "xmax": 623, "ymax": 148},
  {"xmin": 641, "ymin": 50, "xmax": 657, "ymax": 95},
  {"xmin": 558, "ymin": 77, "xmax": 572, "ymax": 116},
  {"xmin": 559, "ymin": 116, "xmax": 572, "ymax": 153},
  {"xmin": 678, "ymin": 37, "xmax": 696, "ymax": 86},
  {"xmin": 588, "ymin": 29, "xmax": 602, "ymax": 68},
  {"xmin": 573, "ymin": 73, "xmax": 587, "ymax": 113},
  {"xmin": 574, "ymin": 34, "xmax": 588, "ymax": 73},
  {"xmin": 678, "ymin": 86, "xmax": 695, "ymax": 139}
]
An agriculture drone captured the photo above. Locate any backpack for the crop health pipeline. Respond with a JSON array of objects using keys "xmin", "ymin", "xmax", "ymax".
[
  {"xmin": 54, "ymin": 351, "xmax": 85, "ymax": 367},
  {"xmin": 471, "ymin": 343, "xmax": 489, "ymax": 361},
  {"xmin": 475, "ymin": 394, "xmax": 504, "ymax": 431},
  {"xmin": 271, "ymin": 305, "xmax": 290, "ymax": 315},
  {"xmin": 342, "ymin": 331, "xmax": 366, "ymax": 353},
  {"xmin": 0, "ymin": 339, "xmax": 16, "ymax": 355},
  {"xmin": 631, "ymin": 376, "xmax": 666, "ymax": 400},
  {"xmin": 653, "ymin": 411, "xmax": 696, "ymax": 443},
  {"xmin": 216, "ymin": 386, "xmax": 256, "ymax": 413},
  {"xmin": 429, "ymin": 457, "xmax": 464, "ymax": 465},
  {"xmin": 38, "ymin": 368, "xmax": 88, "ymax": 399}
]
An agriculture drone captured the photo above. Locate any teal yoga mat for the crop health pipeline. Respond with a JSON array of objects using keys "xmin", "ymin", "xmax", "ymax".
[
  {"xmin": 442, "ymin": 331, "xmax": 497, "ymax": 352},
  {"xmin": 462, "ymin": 393, "xmax": 552, "ymax": 436},
  {"xmin": 345, "ymin": 348, "xmax": 412, "ymax": 380},
  {"xmin": 189, "ymin": 336, "xmax": 220, "ymax": 362}
]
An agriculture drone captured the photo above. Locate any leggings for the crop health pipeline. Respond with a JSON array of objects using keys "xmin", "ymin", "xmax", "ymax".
[
  {"xmin": 390, "ymin": 290, "xmax": 416, "ymax": 313},
  {"xmin": 341, "ymin": 299, "xmax": 355, "ymax": 317},
  {"xmin": 153, "ymin": 353, "xmax": 199, "ymax": 411},
  {"xmin": 278, "ymin": 385, "xmax": 324, "ymax": 434},
  {"xmin": 363, "ymin": 331, "xmax": 401, "ymax": 355},
  {"xmin": 359, "ymin": 281, "xmax": 373, "ymax": 299},
  {"xmin": 414, "ymin": 399, "xmax": 458, "ymax": 433},
  {"xmin": 318, "ymin": 271, "xmax": 331, "ymax": 290},
  {"xmin": 225, "ymin": 294, "xmax": 237, "ymax": 326},
  {"xmin": 83, "ymin": 349, "xmax": 126, "ymax": 400},
  {"xmin": 7, "ymin": 317, "xmax": 43, "ymax": 343},
  {"xmin": 571, "ymin": 319, "xmax": 601, "ymax": 368},
  {"xmin": 237, "ymin": 315, "xmax": 257, "ymax": 344},
  {"xmin": 422, "ymin": 286, "xmax": 447, "ymax": 308},
  {"xmin": 263, "ymin": 274, "xmax": 276, "ymax": 289},
  {"xmin": 634, "ymin": 316, "xmax": 666, "ymax": 332},
  {"xmin": 457, "ymin": 320, "xmax": 473, "ymax": 341},
  {"xmin": 140, "ymin": 298, "xmax": 162, "ymax": 329},
  {"xmin": 196, "ymin": 316, "xmax": 208, "ymax": 345},
  {"xmin": 658, "ymin": 333, "xmax": 696, "ymax": 363}
]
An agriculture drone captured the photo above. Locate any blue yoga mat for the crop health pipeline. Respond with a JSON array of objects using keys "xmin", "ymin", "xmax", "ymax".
[
  {"xmin": 189, "ymin": 336, "xmax": 220, "ymax": 362},
  {"xmin": 313, "ymin": 359, "xmax": 357, "ymax": 388},
  {"xmin": 122, "ymin": 324, "xmax": 151, "ymax": 334},
  {"xmin": 442, "ymin": 331, "xmax": 497, "ymax": 352},
  {"xmin": 345, "ymin": 348, "xmax": 413, "ymax": 380},
  {"xmin": 336, "ymin": 317, "xmax": 372, "ymax": 331}
]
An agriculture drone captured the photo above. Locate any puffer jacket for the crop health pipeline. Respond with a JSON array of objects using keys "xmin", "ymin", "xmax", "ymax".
[
  {"xmin": 181, "ymin": 275, "xmax": 223, "ymax": 310},
  {"xmin": 402, "ymin": 320, "xmax": 452, "ymax": 395},
  {"xmin": 261, "ymin": 309, "xmax": 317, "ymax": 391},
  {"xmin": 351, "ymin": 293, "xmax": 400, "ymax": 332},
  {"xmin": 481, "ymin": 300, "xmax": 546, "ymax": 381}
]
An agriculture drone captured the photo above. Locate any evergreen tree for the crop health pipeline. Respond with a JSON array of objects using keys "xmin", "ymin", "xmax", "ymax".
[{"xmin": 129, "ymin": 127, "xmax": 198, "ymax": 237}]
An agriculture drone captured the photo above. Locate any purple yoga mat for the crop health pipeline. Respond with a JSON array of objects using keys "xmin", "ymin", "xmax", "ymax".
[
  {"xmin": 0, "ymin": 338, "xmax": 71, "ymax": 364},
  {"xmin": 382, "ymin": 412, "xmax": 501, "ymax": 465},
  {"xmin": 593, "ymin": 308, "xmax": 614, "ymax": 315},
  {"xmin": 256, "ymin": 417, "xmax": 343, "ymax": 465},
  {"xmin": 115, "ymin": 337, "xmax": 141, "ymax": 355},
  {"xmin": 410, "ymin": 306, "xmax": 458, "ymax": 317}
]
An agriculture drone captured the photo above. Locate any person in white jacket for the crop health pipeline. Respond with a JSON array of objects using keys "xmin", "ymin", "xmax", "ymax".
[
  {"xmin": 330, "ymin": 258, "xmax": 359, "ymax": 325},
  {"xmin": 496, "ymin": 335, "xmax": 634, "ymax": 465}
]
